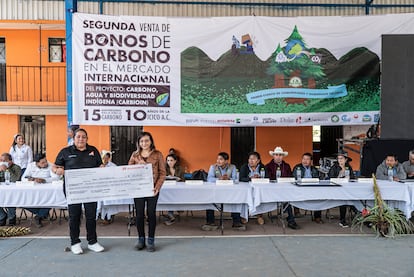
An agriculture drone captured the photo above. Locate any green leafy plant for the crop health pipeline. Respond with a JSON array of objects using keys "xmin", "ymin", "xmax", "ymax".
[{"xmin": 352, "ymin": 174, "xmax": 413, "ymax": 238}]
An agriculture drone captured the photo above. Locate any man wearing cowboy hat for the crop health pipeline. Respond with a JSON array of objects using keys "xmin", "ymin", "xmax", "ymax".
[
  {"xmin": 266, "ymin": 147, "xmax": 292, "ymax": 180},
  {"xmin": 265, "ymin": 147, "xmax": 299, "ymax": 230}
]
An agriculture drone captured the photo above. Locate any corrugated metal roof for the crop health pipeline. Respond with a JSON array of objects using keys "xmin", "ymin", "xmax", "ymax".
[{"xmin": 0, "ymin": 0, "xmax": 413, "ymax": 20}]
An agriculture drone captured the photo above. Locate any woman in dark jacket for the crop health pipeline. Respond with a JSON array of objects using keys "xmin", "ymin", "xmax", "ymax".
[{"xmin": 328, "ymin": 152, "xmax": 356, "ymax": 228}]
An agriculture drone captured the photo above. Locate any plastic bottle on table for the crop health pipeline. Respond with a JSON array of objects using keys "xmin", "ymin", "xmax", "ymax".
[
  {"xmin": 387, "ymin": 167, "xmax": 393, "ymax": 182},
  {"xmin": 344, "ymin": 167, "xmax": 350, "ymax": 180},
  {"xmin": 235, "ymin": 169, "xmax": 239, "ymax": 184},
  {"xmin": 296, "ymin": 167, "xmax": 302, "ymax": 183},
  {"xmin": 260, "ymin": 168, "xmax": 265, "ymax": 178},
  {"xmin": 276, "ymin": 167, "xmax": 281, "ymax": 180},
  {"xmin": 4, "ymin": 170, "xmax": 10, "ymax": 185}
]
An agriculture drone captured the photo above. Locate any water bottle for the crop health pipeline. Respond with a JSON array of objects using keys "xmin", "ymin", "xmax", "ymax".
[
  {"xmin": 387, "ymin": 167, "xmax": 393, "ymax": 182},
  {"xmin": 296, "ymin": 167, "xmax": 302, "ymax": 183},
  {"xmin": 235, "ymin": 169, "xmax": 239, "ymax": 184},
  {"xmin": 215, "ymin": 169, "xmax": 220, "ymax": 179},
  {"xmin": 260, "ymin": 168, "xmax": 265, "ymax": 178},
  {"xmin": 344, "ymin": 167, "xmax": 350, "ymax": 180},
  {"xmin": 4, "ymin": 170, "xmax": 10, "ymax": 185},
  {"xmin": 276, "ymin": 167, "xmax": 281, "ymax": 180}
]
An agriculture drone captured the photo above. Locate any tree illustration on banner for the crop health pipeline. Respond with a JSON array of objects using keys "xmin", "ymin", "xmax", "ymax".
[{"xmin": 267, "ymin": 26, "xmax": 326, "ymax": 106}]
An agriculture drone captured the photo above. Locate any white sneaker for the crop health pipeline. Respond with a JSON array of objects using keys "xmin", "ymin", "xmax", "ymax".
[
  {"xmin": 88, "ymin": 242, "xmax": 104, "ymax": 252},
  {"xmin": 71, "ymin": 243, "xmax": 83, "ymax": 255}
]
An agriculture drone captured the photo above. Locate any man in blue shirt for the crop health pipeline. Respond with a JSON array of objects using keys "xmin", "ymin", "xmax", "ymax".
[{"xmin": 203, "ymin": 152, "xmax": 245, "ymax": 231}]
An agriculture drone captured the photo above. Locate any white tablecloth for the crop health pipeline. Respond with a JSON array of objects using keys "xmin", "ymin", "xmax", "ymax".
[
  {"xmin": 99, "ymin": 182, "xmax": 253, "ymax": 219},
  {"xmin": 0, "ymin": 182, "xmax": 67, "ymax": 208},
  {"xmin": 251, "ymin": 180, "xmax": 412, "ymax": 218}
]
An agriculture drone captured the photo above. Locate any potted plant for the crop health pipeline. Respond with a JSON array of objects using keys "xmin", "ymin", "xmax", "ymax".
[{"xmin": 352, "ymin": 174, "xmax": 413, "ymax": 237}]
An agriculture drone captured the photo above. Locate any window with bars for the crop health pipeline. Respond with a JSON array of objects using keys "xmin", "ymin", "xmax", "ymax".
[
  {"xmin": 48, "ymin": 38, "xmax": 66, "ymax": 63},
  {"xmin": 0, "ymin": 38, "xmax": 5, "ymax": 63}
]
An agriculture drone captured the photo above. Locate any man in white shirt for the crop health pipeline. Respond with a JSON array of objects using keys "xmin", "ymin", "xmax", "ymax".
[{"xmin": 22, "ymin": 153, "xmax": 60, "ymax": 227}]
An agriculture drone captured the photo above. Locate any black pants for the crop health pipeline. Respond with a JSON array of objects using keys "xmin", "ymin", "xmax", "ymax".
[
  {"xmin": 134, "ymin": 194, "xmax": 159, "ymax": 239},
  {"xmin": 68, "ymin": 202, "xmax": 97, "ymax": 245}
]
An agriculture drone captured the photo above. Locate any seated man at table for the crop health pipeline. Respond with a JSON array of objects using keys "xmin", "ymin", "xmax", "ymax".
[
  {"xmin": 264, "ymin": 147, "xmax": 299, "ymax": 229},
  {"xmin": 22, "ymin": 153, "xmax": 60, "ymax": 227},
  {"xmin": 203, "ymin": 152, "xmax": 245, "ymax": 231},
  {"xmin": 328, "ymin": 151, "xmax": 356, "ymax": 228},
  {"xmin": 0, "ymin": 153, "xmax": 22, "ymax": 226},
  {"xmin": 375, "ymin": 154, "xmax": 406, "ymax": 181},
  {"xmin": 240, "ymin": 151, "xmax": 268, "ymax": 225},
  {"xmin": 292, "ymin": 152, "xmax": 322, "ymax": 223},
  {"xmin": 402, "ymin": 150, "xmax": 414, "ymax": 179}
]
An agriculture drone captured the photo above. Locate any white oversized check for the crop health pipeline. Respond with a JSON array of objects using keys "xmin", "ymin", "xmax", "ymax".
[{"xmin": 65, "ymin": 164, "xmax": 154, "ymax": 204}]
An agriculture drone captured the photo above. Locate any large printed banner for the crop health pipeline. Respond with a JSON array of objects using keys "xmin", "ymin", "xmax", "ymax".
[{"xmin": 72, "ymin": 13, "xmax": 414, "ymax": 126}]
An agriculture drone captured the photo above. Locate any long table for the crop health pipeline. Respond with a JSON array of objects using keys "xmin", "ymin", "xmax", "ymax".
[
  {"xmin": 0, "ymin": 182, "xmax": 67, "ymax": 208},
  {"xmin": 1, "ymin": 180, "xmax": 413, "ymax": 223},
  {"xmin": 100, "ymin": 182, "xmax": 253, "ymax": 220},
  {"xmin": 251, "ymin": 180, "xmax": 412, "ymax": 219}
]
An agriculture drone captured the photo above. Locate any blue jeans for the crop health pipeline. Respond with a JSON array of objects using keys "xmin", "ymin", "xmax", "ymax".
[
  {"xmin": 26, "ymin": 208, "xmax": 50, "ymax": 218},
  {"xmin": 284, "ymin": 203, "xmax": 296, "ymax": 223},
  {"xmin": 0, "ymin": 207, "xmax": 16, "ymax": 221},
  {"xmin": 206, "ymin": 210, "xmax": 241, "ymax": 225}
]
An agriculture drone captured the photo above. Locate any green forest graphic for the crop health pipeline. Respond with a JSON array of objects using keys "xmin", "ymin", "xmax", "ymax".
[{"xmin": 181, "ymin": 26, "xmax": 380, "ymax": 113}]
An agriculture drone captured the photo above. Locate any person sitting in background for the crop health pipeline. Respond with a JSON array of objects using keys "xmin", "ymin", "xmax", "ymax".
[
  {"xmin": 375, "ymin": 154, "xmax": 406, "ymax": 181},
  {"xmin": 99, "ymin": 150, "xmax": 117, "ymax": 225},
  {"xmin": 9, "ymin": 134, "xmax": 33, "ymax": 175},
  {"xmin": 0, "ymin": 153, "xmax": 22, "ymax": 226},
  {"xmin": 240, "ymin": 151, "xmax": 268, "ymax": 225},
  {"xmin": 101, "ymin": 150, "xmax": 116, "ymax": 167},
  {"xmin": 22, "ymin": 153, "xmax": 60, "ymax": 227},
  {"xmin": 264, "ymin": 147, "xmax": 299, "ymax": 229},
  {"xmin": 402, "ymin": 150, "xmax": 414, "ymax": 179},
  {"xmin": 328, "ymin": 151, "xmax": 356, "ymax": 228},
  {"xmin": 266, "ymin": 146, "xmax": 302, "ymax": 217},
  {"xmin": 164, "ymin": 153, "xmax": 184, "ymax": 226},
  {"xmin": 292, "ymin": 153, "xmax": 322, "ymax": 223},
  {"xmin": 204, "ymin": 152, "xmax": 245, "ymax": 231},
  {"xmin": 265, "ymin": 146, "xmax": 292, "ymax": 180}
]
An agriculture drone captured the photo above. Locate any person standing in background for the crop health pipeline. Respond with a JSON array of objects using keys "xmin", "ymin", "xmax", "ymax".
[
  {"xmin": 9, "ymin": 134, "xmax": 33, "ymax": 175},
  {"xmin": 67, "ymin": 125, "xmax": 80, "ymax": 146},
  {"xmin": 129, "ymin": 132, "xmax": 166, "ymax": 252}
]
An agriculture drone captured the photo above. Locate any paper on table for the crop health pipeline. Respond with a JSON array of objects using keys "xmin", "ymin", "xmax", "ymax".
[
  {"xmin": 216, "ymin": 179, "xmax": 234, "ymax": 185},
  {"xmin": 251, "ymin": 178, "xmax": 270, "ymax": 184}
]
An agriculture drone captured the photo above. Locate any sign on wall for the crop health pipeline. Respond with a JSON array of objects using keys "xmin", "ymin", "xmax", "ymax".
[{"xmin": 72, "ymin": 13, "xmax": 414, "ymax": 126}]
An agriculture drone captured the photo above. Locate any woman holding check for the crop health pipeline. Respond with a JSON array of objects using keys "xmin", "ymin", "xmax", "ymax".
[
  {"xmin": 54, "ymin": 128, "xmax": 104, "ymax": 255},
  {"xmin": 128, "ymin": 132, "xmax": 166, "ymax": 252}
]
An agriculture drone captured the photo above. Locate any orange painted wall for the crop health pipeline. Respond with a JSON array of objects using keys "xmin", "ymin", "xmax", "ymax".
[
  {"xmin": 144, "ymin": 126, "xmax": 313, "ymax": 172},
  {"xmin": 0, "ymin": 114, "xmax": 19, "ymax": 154},
  {"xmin": 1, "ymin": 28, "xmax": 65, "ymax": 66},
  {"xmin": 46, "ymin": 121, "xmax": 111, "ymax": 160},
  {"xmin": 145, "ymin": 126, "xmax": 231, "ymax": 172},
  {"xmin": 256, "ymin": 126, "xmax": 313, "ymax": 168}
]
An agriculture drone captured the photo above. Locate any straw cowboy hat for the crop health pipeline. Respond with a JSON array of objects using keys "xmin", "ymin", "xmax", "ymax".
[{"xmin": 269, "ymin": 146, "xmax": 288, "ymax": 157}]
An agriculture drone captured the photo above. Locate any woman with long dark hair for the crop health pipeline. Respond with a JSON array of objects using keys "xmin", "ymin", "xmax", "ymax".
[
  {"xmin": 128, "ymin": 132, "xmax": 166, "ymax": 252},
  {"xmin": 9, "ymin": 134, "xmax": 33, "ymax": 175}
]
